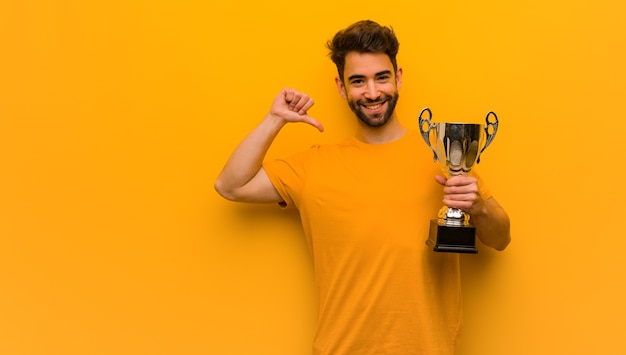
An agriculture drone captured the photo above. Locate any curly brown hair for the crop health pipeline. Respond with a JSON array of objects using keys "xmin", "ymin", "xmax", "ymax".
[{"xmin": 326, "ymin": 20, "xmax": 400, "ymax": 82}]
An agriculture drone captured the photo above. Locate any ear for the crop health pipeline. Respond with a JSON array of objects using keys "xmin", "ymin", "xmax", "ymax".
[
  {"xmin": 335, "ymin": 76, "xmax": 347, "ymax": 99},
  {"xmin": 395, "ymin": 67, "xmax": 403, "ymax": 90}
]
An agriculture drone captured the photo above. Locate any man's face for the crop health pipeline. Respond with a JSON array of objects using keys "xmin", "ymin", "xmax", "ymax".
[{"xmin": 336, "ymin": 52, "xmax": 402, "ymax": 128}]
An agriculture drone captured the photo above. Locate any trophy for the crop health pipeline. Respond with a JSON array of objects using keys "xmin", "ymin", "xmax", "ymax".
[{"xmin": 418, "ymin": 108, "xmax": 498, "ymax": 253}]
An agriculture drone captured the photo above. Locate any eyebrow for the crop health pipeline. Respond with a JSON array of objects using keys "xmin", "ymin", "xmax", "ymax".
[{"xmin": 347, "ymin": 70, "xmax": 392, "ymax": 82}]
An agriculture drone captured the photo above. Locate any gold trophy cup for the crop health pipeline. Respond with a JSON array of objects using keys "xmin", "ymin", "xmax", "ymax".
[{"xmin": 418, "ymin": 108, "xmax": 499, "ymax": 253}]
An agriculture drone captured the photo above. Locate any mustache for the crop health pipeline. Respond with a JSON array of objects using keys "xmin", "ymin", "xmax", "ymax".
[{"xmin": 358, "ymin": 96, "xmax": 389, "ymax": 105}]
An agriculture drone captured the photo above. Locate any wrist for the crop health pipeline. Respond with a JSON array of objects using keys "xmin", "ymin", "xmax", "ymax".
[
  {"xmin": 469, "ymin": 200, "xmax": 488, "ymax": 219},
  {"xmin": 263, "ymin": 113, "xmax": 288, "ymax": 131}
]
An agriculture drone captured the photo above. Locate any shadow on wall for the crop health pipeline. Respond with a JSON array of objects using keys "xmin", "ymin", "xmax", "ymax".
[
  {"xmin": 461, "ymin": 231, "xmax": 505, "ymax": 274},
  {"xmin": 234, "ymin": 203, "xmax": 303, "ymax": 233}
]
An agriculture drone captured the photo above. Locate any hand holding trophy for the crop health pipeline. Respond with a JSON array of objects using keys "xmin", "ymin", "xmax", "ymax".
[{"xmin": 418, "ymin": 108, "xmax": 499, "ymax": 253}]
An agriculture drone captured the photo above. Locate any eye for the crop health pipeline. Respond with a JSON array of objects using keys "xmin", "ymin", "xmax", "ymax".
[{"xmin": 349, "ymin": 78, "xmax": 365, "ymax": 86}]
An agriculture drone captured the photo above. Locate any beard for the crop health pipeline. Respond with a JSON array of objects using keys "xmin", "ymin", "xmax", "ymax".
[{"xmin": 348, "ymin": 91, "xmax": 400, "ymax": 128}]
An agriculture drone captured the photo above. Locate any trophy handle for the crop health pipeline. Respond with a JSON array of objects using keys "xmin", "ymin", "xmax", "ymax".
[
  {"xmin": 418, "ymin": 108, "xmax": 438, "ymax": 162},
  {"xmin": 477, "ymin": 111, "xmax": 498, "ymax": 164}
]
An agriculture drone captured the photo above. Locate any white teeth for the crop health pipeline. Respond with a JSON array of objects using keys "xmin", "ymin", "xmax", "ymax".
[{"xmin": 365, "ymin": 103, "xmax": 382, "ymax": 110}]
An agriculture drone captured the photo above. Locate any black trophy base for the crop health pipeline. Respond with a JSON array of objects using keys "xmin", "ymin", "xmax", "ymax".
[{"xmin": 427, "ymin": 220, "xmax": 478, "ymax": 254}]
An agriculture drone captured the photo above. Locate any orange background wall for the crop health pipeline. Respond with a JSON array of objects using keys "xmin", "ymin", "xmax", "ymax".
[{"xmin": 2, "ymin": 1, "xmax": 625, "ymax": 354}]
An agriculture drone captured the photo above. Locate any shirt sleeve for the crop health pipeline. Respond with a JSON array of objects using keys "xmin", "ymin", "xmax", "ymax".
[{"xmin": 262, "ymin": 146, "xmax": 318, "ymax": 209}]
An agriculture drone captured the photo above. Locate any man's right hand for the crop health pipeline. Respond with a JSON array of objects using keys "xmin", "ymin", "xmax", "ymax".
[
  {"xmin": 269, "ymin": 88, "xmax": 324, "ymax": 132},
  {"xmin": 215, "ymin": 88, "xmax": 323, "ymax": 203}
]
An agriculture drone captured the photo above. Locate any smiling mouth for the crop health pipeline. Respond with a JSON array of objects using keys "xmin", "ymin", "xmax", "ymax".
[{"xmin": 362, "ymin": 101, "xmax": 385, "ymax": 111}]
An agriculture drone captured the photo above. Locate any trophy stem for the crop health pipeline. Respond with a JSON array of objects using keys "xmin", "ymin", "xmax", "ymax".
[{"xmin": 439, "ymin": 206, "xmax": 470, "ymax": 226}]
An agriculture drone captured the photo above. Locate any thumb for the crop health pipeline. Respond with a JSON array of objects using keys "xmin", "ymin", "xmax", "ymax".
[
  {"xmin": 288, "ymin": 110, "xmax": 323, "ymax": 132},
  {"xmin": 434, "ymin": 175, "xmax": 447, "ymax": 186},
  {"xmin": 303, "ymin": 115, "xmax": 324, "ymax": 132}
]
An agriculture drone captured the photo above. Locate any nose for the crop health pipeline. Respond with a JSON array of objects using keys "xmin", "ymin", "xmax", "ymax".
[{"xmin": 364, "ymin": 80, "xmax": 380, "ymax": 100}]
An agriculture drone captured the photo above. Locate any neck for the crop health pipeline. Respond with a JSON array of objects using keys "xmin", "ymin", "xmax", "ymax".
[{"xmin": 355, "ymin": 116, "xmax": 407, "ymax": 144}]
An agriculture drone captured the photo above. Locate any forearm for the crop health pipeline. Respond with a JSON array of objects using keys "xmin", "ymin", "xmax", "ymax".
[
  {"xmin": 214, "ymin": 114, "xmax": 284, "ymax": 200},
  {"xmin": 471, "ymin": 197, "xmax": 511, "ymax": 251}
]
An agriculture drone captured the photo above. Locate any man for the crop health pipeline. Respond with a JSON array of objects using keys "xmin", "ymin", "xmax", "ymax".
[{"xmin": 215, "ymin": 20, "xmax": 510, "ymax": 355}]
